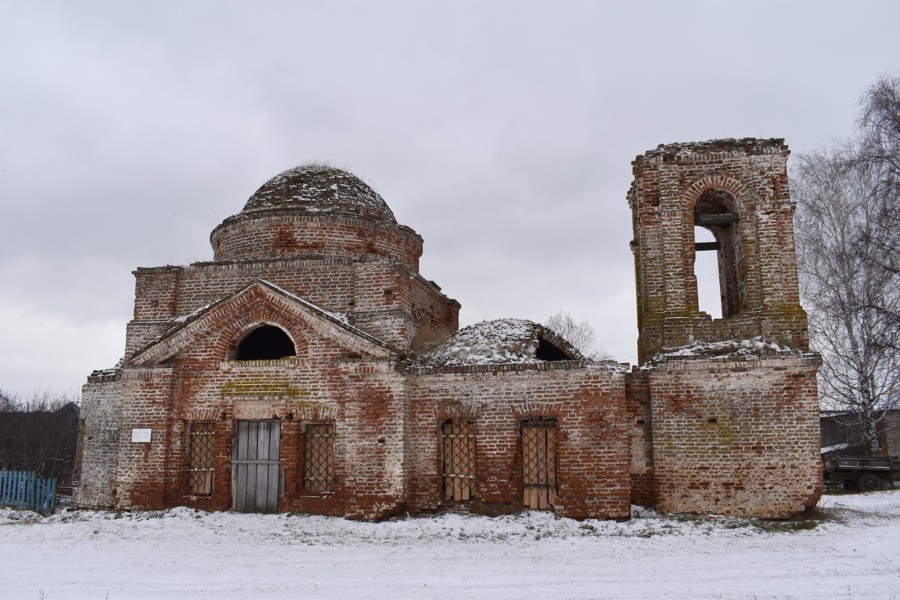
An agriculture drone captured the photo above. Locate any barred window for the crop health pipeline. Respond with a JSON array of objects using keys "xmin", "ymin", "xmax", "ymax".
[
  {"xmin": 441, "ymin": 418, "xmax": 475, "ymax": 501},
  {"xmin": 521, "ymin": 419, "xmax": 557, "ymax": 509},
  {"xmin": 187, "ymin": 422, "xmax": 216, "ymax": 495},
  {"xmin": 304, "ymin": 423, "xmax": 335, "ymax": 493}
]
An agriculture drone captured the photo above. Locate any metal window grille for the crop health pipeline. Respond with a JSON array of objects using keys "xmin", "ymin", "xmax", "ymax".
[
  {"xmin": 187, "ymin": 422, "xmax": 215, "ymax": 495},
  {"xmin": 521, "ymin": 419, "xmax": 558, "ymax": 509},
  {"xmin": 441, "ymin": 418, "xmax": 475, "ymax": 501},
  {"xmin": 304, "ymin": 424, "xmax": 335, "ymax": 493}
]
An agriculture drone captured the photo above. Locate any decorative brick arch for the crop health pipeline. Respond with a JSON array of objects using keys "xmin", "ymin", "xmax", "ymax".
[
  {"xmin": 434, "ymin": 401, "xmax": 479, "ymax": 421},
  {"xmin": 682, "ymin": 174, "xmax": 748, "ymax": 212},
  {"xmin": 294, "ymin": 405, "xmax": 338, "ymax": 421},
  {"xmin": 211, "ymin": 301, "xmax": 311, "ymax": 363},
  {"xmin": 512, "ymin": 400, "xmax": 565, "ymax": 419},
  {"xmin": 683, "ymin": 175, "xmax": 750, "ymax": 319},
  {"xmin": 231, "ymin": 321, "xmax": 299, "ymax": 361}
]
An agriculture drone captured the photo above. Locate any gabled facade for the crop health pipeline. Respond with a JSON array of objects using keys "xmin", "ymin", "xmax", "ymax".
[{"xmin": 75, "ymin": 143, "xmax": 822, "ymax": 521}]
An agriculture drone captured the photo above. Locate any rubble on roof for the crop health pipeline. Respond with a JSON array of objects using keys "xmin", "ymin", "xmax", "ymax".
[{"xmin": 414, "ymin": 318, "xmax": 584, "ymax": 367}]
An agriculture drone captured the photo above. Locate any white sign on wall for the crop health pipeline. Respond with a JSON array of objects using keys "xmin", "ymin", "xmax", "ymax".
[{"xmin": 131, "ymin": 428, "xmax": 152, "ymax": 443}]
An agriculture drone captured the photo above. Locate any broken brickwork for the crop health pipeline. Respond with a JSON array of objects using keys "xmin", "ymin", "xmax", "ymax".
[{"xmin": 75, "ymin": 143, "xmax": 822, "ymax": 521}]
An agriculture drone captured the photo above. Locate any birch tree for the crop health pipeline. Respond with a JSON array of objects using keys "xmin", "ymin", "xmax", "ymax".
[{"xmin": 793, "ymin": 75, "xmax": 900, "ymax": 455}]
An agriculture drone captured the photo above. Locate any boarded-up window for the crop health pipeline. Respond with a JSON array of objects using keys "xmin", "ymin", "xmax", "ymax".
[
  {"xmin": 442, "ymin": 418, "xmax": 475, "ymax": 501},
  {"xmin": 304, "ymin": 423, "xmax": 335, "ymax": 492},
  {"xmin": 521, "ymin": 419, "xmax": 557, "ymax": 509},
  {"xmin": 187, "ymin": 422, "xmax": 215, "ymax": 495}
]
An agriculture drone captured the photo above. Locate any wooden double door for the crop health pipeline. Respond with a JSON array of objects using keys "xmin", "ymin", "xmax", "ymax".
[{"xmin": 232, "ymin": 420, "xmax": 282, "ymax": 513}]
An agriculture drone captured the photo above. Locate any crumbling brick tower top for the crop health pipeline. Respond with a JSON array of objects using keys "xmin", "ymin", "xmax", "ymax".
[{"xmin": 628, "ymin": 138, "xmax": 809, "ymax": 363}]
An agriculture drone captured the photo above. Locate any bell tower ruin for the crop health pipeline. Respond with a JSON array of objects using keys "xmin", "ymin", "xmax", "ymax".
[
  {"xmin": 628, "ymin": 138, "xmax": 810, "ymax": 362},
  {"xmin": 626, "ymin": 139, "xmax": 822, "ymax": 518}
]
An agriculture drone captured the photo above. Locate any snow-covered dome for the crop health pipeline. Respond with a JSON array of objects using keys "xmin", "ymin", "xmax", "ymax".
[
  {"xmin": 415, "ymin": 318, "xmax": 583, "ymax": 367},
  {"xmin": 210, "ymin": 164, "xmax": 422, "ymax": 265},
  {"xmin": 242, "ymin": 165, "xmax": 396, "ymax": 224}
]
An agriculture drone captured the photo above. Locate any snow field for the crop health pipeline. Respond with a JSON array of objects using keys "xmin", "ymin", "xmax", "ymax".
[{"xmin": 1, "ymin": 490, "xmax": 898, "ymax": 600}]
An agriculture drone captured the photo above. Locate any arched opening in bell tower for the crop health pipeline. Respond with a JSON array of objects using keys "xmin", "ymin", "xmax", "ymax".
[
  {"xmin": 692, "ymin": 189, "xmax": 745, "ymax": 319},
  {"xmin": 694, "ymin": 226, "xmax": 722, "ymax": 318}
]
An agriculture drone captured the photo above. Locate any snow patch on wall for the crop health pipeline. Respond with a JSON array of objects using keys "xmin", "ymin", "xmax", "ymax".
[{"xmin": 645, "ymin": 336, "xmax": 805, "ymax": 367}]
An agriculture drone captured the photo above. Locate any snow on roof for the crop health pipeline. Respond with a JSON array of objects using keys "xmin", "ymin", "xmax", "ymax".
[
  {"xmin": 414, "ymin": 318, "xmax": 583, "ymax": 367},
  {"xmin": 242, "ymin": 164, "xmax": 396, "ymax": 223},
  {"xmin": 88, "ymin": 366, "xmax": 121, "ymax": 380},
  {"xmin": 645, "ymin": 336, "xmax": 803, "ymax": 366},
  {"xmin": 640, "ymin": 138, "xmax": 787, "ymax": 160}
]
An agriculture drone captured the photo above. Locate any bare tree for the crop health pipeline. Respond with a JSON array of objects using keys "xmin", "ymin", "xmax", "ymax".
[
  {"xmin": 0, "ymin": 388, "xmax": 14, "ymax": 412},
  {"xmin": 544, "ymin": 311, "xmax": 611, "ymax": 359},
  {"xmin": 0, "ymin": 389, "xmax": 80, "ymax": 479},
  {"xmin": 859, "ymin": 74, "xmax": 900, "ymax": 181},
  {"xmin": 793, "ymin": 75, "xmax": 900, "ymax": 455},
  {"xmin": 857, "ymin": 74, "xmax": 900, "ymax": 343}
]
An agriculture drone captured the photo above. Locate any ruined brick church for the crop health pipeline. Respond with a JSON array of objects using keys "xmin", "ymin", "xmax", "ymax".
[{"xmin": 75, "ymin": 139, "xmax": 822, "ymax": 520}]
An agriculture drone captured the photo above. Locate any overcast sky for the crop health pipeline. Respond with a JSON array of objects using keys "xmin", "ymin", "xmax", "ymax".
[{"xmin": 1, "ymin": 0, "xmax": 898, "ymax": 398}]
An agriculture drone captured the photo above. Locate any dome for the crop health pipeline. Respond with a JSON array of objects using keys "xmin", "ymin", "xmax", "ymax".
[
  {"xmin": 415, "ymin": 319, "xmax": 584, "ymax": 367},
  {"xmin": 242, "ymin": 165, "xmax": 396, "ymax": 224}
]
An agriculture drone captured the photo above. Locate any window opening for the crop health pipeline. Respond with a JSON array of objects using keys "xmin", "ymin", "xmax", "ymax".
[
  {"xmin": 536, "ymin": 338, "xmax": 569, "ymax": 361},
  {"xmin": 694, "ymin": 226, "xmax": 722, "ymax": 319},
  {"xmin": 235, "ymin": 325, "xmax": 296, "ymax": 360},
  {"xmin": 187, "ymin": 422, "xmax": 215, "ymax": 495},
  {"xmin": 304, "ymin": 423, "xmax": 335, "ymax": 493},
  {"xmin": 441, "ymin": 418, "xmax": 475, "ymax": 501},
  {"xmin": 521, "ymin": 419, "xmax": 557, "ymax": 509},
  {"xmin": 693, "ymin": 190, "xmax": 744, "ymax": 318}
]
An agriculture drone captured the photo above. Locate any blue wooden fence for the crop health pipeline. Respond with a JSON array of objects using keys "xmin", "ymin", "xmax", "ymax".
[{"xmin": 0, "ymin": 471, "xmax": 57, "ymax": 515}]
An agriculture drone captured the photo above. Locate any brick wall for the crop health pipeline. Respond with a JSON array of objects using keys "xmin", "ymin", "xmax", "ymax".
[
  {"xmin": 111, "ymin": 280, "xmax": 413, "ymax": 519},
  {"xmin": 646, "ymin": 354, "xmax": 822, "ymax": 518},
  {"xmin": 407, "ymin": 363, "xmax": 630, "ymax": 520},
  {"xmin": 625, "ymin": 369, "xmax": 654, "ymax": 507},
  {"xmin": 211, "ymin": 211, "xmax": 423, "ymax": 270},
  {"xmin": 126, "ymin": 258, "xmax": 458, "ymax": 356},
  {"xmin": 102, "ymin": 272, "xmax": 630, "ymax": 521},
  {"xmin": 114, "ymin": 367, "xmax": 178, "ymax": 509},
  {"xmin": 73, "ymin": 373, "xmax": 122, "ymax": 508}
]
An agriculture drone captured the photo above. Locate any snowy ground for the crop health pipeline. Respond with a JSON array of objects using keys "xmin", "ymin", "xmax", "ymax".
[{"xmin": 2, "ymin": 491, "xmax": 898, "ymax": 600}]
